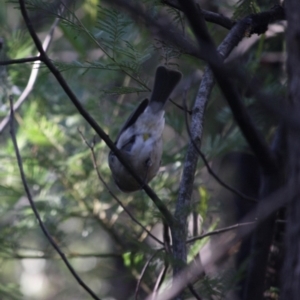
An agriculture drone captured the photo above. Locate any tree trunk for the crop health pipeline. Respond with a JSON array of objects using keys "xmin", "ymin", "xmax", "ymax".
[{"xmin": 280, "ymin": 0, "xmax": 300, "ymax": 299}]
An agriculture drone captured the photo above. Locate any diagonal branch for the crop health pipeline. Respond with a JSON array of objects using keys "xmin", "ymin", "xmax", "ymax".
[
  {"xmin": 186, "ymin": 221, "xmax": 255, "ymax": 244},
  {"xmin": 187, "ymin": 284, "xmax": 202, "ymax": 300},
  {"xmin": 162, "ymin": 0, "xmax": 236, "ymax": 30}
]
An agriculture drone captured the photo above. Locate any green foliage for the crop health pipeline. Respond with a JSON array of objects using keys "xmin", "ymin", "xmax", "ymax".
[
  {"xmin": 123, "ymin": 251, "xmax": 144, "ymax": 268},
  {"xmin": 6, "ymin": 31, "xmax": 34, "ymax": 60},
  {"xmin": 187, "ymin": 221, "xmax": 218, "ymax": 263},
  {"xmin": 0, "ymin": 283, "xmax": 22, "ymax": 300},
  {"xmin": 233, "ymin": 0, "xmax": 261, "ymax": 20}
]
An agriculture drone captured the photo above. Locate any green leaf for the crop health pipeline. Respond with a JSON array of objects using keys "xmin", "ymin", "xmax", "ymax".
[{"xmin": 233, "ymin": 0, "xmax": 261, "ymax": 20}]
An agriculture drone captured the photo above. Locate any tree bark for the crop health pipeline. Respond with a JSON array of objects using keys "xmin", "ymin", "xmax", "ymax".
[{"xmin": 280, "ymin": 0, "xmax": 300, "ymax": 299}]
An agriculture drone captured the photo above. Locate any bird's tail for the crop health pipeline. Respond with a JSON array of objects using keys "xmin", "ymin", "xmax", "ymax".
[{"xmin": 149, "ymin": 66, "xmax": 182, "ymax": 113}]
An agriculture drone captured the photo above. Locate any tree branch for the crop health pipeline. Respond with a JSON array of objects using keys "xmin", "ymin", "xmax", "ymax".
[
  {"xmin": 0, "ymin": 56, "xmax": 41, "ymax": 65},
  {"xmin": 162, "ymin": 0, "xmax": 236, "ymax": 30},
  {"xmin": 171, "ymin": 5, "xmax": 266, "ymax": 284},
  {"xmin": 187, "ymin": 284, "xmax": 202, "ymax": 300},
  {"xmin": 186, "ymin": 222, "xmax": 255, "ymax": 244},
  {"xmin": 273, "ymin": 1, "xmax": 300, "ymax": 299},
  {"xmin": 182, "ymin": 89, "xmax": 257, "ymax": 203},
  {"xmin": 242, "ymin": 125, "xmax": 286, "ymax": 300}
]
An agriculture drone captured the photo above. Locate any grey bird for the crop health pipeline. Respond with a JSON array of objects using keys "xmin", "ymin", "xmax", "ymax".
[{"xmin": 108, "ymin": 66, "xmax": 182, "ymax": 192}]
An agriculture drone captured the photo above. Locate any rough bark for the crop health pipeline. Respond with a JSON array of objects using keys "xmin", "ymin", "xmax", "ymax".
[{"xmin": 280, "ymin": 0, "xmax": 300, "ymax": 299}]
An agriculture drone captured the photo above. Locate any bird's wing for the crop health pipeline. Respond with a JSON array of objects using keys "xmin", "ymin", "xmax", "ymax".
[{"xmin": 114, "ymin": 99, "xmax": 149, "ymax": 142}]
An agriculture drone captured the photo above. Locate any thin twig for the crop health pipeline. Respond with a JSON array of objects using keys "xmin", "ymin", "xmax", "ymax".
[
  {"xmin": 186, "ymin": 221, "xmax": 255, "ymax": 244},
  {"xmin": 78, "ymin": 129, "xmax": 163, "ymax": 246},
  {"xmin": 151, "ymin": 223, "xmax": 171, "ymax": 299},
  {"xmin": 182, "ymin": 89, "xmax": 257, "ymax": 203},
  {"xmin": 135, "ymin": 249, "xmax": 162, "ymax": 300},
  {"xmin": 154, "ymin": 221, "xmax": 256, "ymax": 249},
  {"xmin": 186, "ymin": 212, "xmax": 205, "ymax": 298},
  {"xmin": 9, "ymin": 97, "xmax": 101, "ymax": 300},
  {"xmin": 152, "ymin": 264, "xmax": 169, "ymax": 300},
  {"xmin": 163, "ymin": 222, "xmax": 172, "ymax": 255},
  {"xmin": 0, "ymin": 56, "xmax": 41, "ymax": 65},
  {"xmin": 169, "ymin": 98, "xmax": 192, "ymax": 115},
  {"xmin": 188, "ymin": 284, "xmax": 202, "ymax": 300}
]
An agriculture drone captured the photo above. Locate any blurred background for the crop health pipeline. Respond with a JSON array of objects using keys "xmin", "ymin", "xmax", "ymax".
[{"xmin": 0, "ymin": 0, "xmax": 285, "ymax": 299}]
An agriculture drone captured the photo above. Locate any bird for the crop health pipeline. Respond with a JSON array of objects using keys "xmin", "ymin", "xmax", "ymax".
[{"xmin": 108, "ymin": 66, "xmax": 182, "ymax": 192}]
